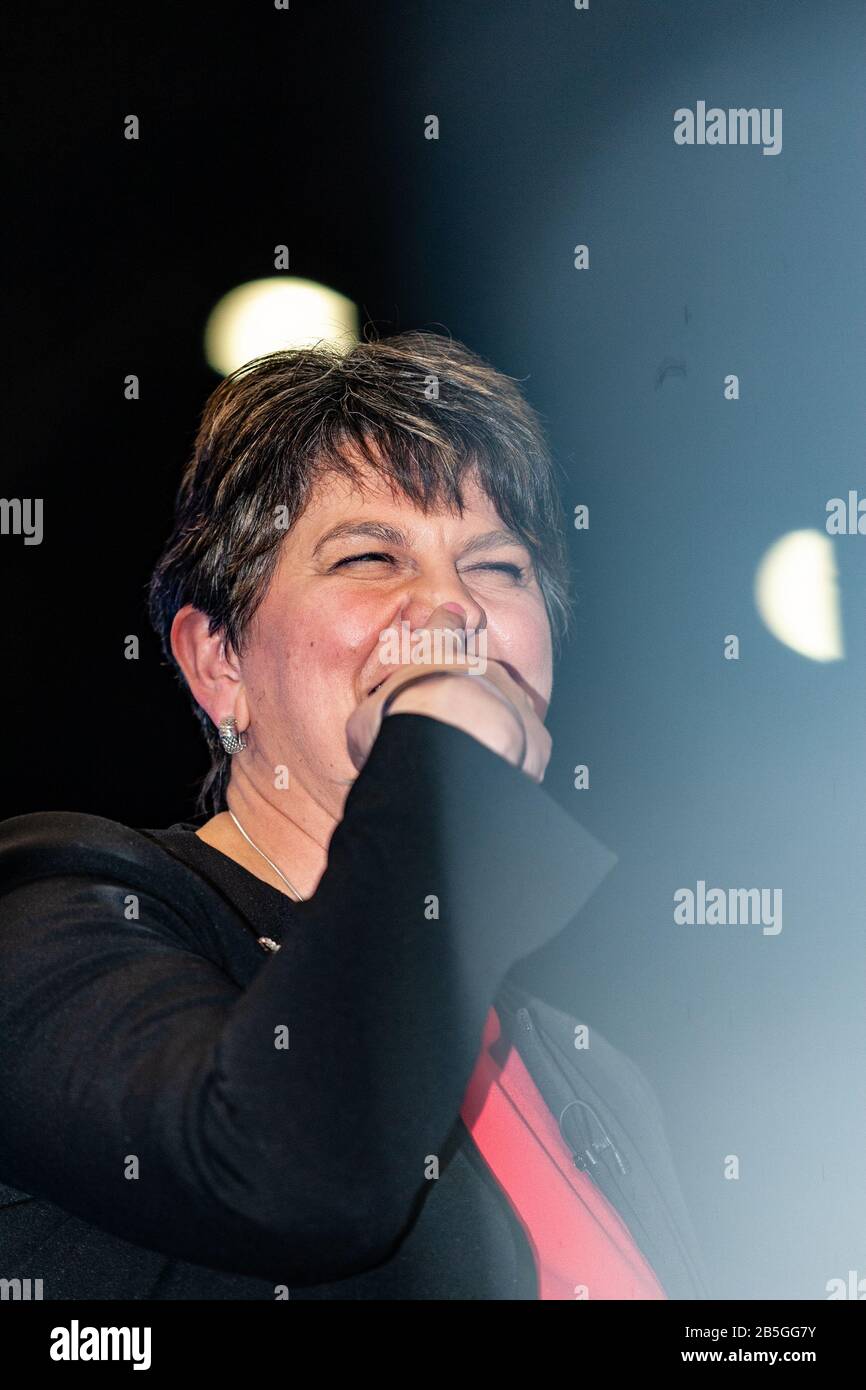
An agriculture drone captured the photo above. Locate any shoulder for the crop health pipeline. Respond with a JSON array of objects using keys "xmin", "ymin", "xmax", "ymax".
[
  {"xmin": 0, "ymin": 810, "xmax": 168, "ymax": 885},
  {"xmin": 0, "ymin": 810, "xmax": 220, "ymax": 937},
  {"xmin": 0, "ymin": 809, "xmax": 148, "ymax": 855},
  {"xmin": 0, "ymin": 810, "xmax": 256, "ymax": 972}
]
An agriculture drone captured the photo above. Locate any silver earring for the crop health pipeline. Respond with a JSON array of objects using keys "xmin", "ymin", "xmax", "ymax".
[{"xmin": 218, "ymin": 715, "xmax": 246, "ymax": 754}]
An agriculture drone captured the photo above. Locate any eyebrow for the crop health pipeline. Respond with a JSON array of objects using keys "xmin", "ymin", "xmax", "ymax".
[
  {"xmin": 312, "ymin": 522, "xmax": 527, "ymax": 558},
  {"xmin": 460, "ymin": 528, "xmax": 527, "ymax": 557},
  {"xmin": 312, "ymin": 521, "xmax": 407, "ymax": 556}
]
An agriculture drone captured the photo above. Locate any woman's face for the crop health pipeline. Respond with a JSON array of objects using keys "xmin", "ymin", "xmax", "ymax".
[{"xmin": 231, "ymin": 454, "xmax": 554, "ymax": 815}]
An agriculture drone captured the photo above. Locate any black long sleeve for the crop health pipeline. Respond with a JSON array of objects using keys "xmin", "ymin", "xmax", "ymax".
[{"xmin": 0, "ymin": 713, "xmax": 616, "ymax": 1284}]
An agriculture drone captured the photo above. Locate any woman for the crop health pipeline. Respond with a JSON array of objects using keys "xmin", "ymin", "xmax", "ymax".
[{"xmin": 0, "ymin": 332, "xmax": 712, "ymax": 1299}]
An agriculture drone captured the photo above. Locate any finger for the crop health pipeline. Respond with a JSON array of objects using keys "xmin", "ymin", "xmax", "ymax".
[
  {"xmin": 523, "ymin": 725, "xmax": 552, "ymax": 784},
  {"xmin": 482, "ymin": 657, "xmax": 549, "ymax": 722},
  {"xmin": 470, "ymin": 663, "xmax": 548, "ymax": 777}
]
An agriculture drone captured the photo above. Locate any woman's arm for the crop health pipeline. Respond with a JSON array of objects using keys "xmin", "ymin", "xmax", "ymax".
[{"xmin": 0, "ymin": 713, "xmax": 615, "ymax": 1284}]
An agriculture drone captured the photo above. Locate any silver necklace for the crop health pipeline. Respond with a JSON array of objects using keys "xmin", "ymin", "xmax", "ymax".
[{"xmin": 227, "ymin": 808, "xmax": 306, "ymax": 951}]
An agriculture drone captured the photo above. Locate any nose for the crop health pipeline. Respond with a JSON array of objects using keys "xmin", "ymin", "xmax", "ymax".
[{"xmin": 400, "ymin": 581, "xmax": 487, "ymax": 633}]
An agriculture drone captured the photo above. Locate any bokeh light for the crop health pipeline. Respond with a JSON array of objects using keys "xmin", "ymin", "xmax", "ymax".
[
  {"xmin": 754, "ymin": 529, "xmax": 844, "ymax": 662},
  {"xmin": 204, "ymin": 277, "xmax": 359, "ymax": 375}
]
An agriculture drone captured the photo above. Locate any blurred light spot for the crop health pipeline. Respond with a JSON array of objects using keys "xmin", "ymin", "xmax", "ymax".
[
  {"xmin": 204, "ymin": 278, "xmax": 359, "ymax": 375},
  {"xmin": 754, "ymin": 529, "xmax": 843, "ymax": 661}
]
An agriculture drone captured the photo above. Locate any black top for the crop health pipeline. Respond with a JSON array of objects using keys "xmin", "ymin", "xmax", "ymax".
[{"xmin": 0, "ymin": 713, "xmax": 624, "ymax": 1300}]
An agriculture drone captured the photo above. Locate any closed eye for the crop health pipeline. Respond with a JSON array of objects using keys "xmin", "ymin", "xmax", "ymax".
[
  {"xmin": 469, "ymin": 562, "xmax": 525, "ymax": 579},
  {"xmin": 331, "ymin": 551, "xmax": 396, "ymax": 569},
  {"xmin": 331, "ymin": 553, "xmax": 527, "ymax": 580}
]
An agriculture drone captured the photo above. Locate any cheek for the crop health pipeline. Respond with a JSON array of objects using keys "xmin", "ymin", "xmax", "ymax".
[
  {"xmin": 486, "ymin": 598, "xmax": 553, "ymax": 691},
  {"xmin": 270, "ymin": 594, "xmax": 384, "ymax": 695}
]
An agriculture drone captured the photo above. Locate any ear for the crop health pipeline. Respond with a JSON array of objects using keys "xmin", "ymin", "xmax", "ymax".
[{"xmin": 169, "ymin": 605, "xmax": 250, "ymax": 735}]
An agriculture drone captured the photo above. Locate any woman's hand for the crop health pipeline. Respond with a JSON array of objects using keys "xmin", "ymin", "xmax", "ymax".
[{"xmin": 345, "ymin": 605, "xmax": 552, "ymax": 782}]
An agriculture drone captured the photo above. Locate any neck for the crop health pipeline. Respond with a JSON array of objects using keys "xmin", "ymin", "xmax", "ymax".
[{"xmin": 198, "ymin": 761, "xmax": 344, "ymax": 901}]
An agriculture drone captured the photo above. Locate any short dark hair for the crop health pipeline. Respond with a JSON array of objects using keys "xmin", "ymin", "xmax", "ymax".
[{"xmin": 147, "ymin": 329, "xmax": 573, "ymax": 816}]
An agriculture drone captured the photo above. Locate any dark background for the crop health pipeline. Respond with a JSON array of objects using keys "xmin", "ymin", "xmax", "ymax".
[{"xmin": 3, "ymin": 0, "xmax": 865, "ymax": 1298}]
